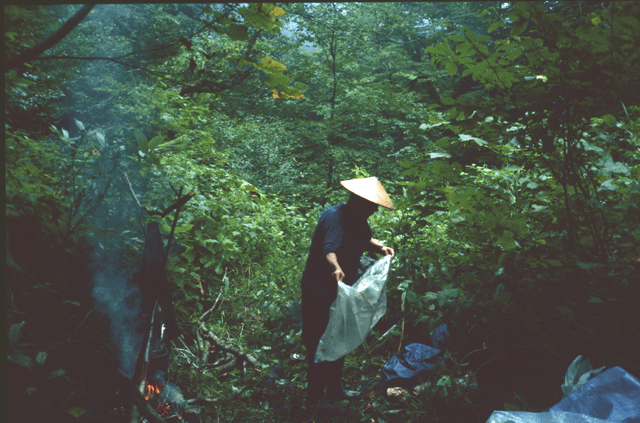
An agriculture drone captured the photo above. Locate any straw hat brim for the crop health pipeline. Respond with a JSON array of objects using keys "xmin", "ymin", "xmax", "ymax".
[{"xmin": 340, "ymin": 177, "xmax": 395, "ymax": 210}]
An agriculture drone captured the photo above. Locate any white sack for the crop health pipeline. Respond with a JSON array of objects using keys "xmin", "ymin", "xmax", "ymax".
[{"xmin": 315, "ymin": 255, "xmax": 392, "ymax": 363}]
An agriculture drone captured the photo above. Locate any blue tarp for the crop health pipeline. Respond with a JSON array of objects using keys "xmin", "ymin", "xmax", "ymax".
[
  {"xmin": 379, "ymin": 324, "xmax": 451, "ymax": 392},
  {"xmin": 487, "ymin": 366, "xmax": 640, "ymax": 423},
  {"xmin": 551, "ymin": 366, "xmax": 640, "ymax": 422}
]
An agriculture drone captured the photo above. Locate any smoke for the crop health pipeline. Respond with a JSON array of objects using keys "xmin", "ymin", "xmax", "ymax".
[{"xmin": 90, "ymin": 256, "xmax": 143, "ymax": 377}]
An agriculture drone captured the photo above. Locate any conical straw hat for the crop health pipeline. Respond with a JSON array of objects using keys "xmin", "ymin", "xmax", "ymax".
[{"xmin": 340, "ymin": 177, "xmax": 395, "ymax": 210}]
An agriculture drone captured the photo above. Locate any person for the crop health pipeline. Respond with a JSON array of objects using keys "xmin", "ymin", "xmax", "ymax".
[{"xmin": 301, "ymin": 177, "xmax": 395, "ymax": 408}]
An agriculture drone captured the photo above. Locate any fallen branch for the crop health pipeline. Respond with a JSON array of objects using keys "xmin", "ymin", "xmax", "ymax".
[
  {"xmin": 198, "ymin": 323, "xmax": 262, "ymax": 369},
  {"xmin": 171, "ymin": 339, "xmax": 197, "ymax": 366},
  {"xmin": 198, "ymin": 288, "xmax": 224, "ymax": 324},
  {"xmin": 186, "ymin": 397, "xmax": 222, "ymax": 405},
  {"xmin": 200, "ymin": 352, "xmax": 236, "ymax": 373},
  {"xmin": 196, "ymin": 287, "xmax": 223, "ymax": 366},
  {"xmin": 185, "ymin": 387, "xmax": 245, "ymax": 406},
  {"xmin": 368, "ymin": 312, "xmax": 410, "ymax": 355},
  {"xmin": 195, "ymin": 329, "xmax": 203, "ymax": 365},
  {"xmin": 201, "ymin": 339, "xmax": 211, "ymax": 366},
  {"xmin": 208, "ymin": 355, "xmax": 235, "ymax": 369}
]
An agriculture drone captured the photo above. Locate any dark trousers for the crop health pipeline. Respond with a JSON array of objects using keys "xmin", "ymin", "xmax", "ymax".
[
  {"xmin": 306, "ymin": 355, "xmax": 344, "ymax": 401},
  {"xmin": 301, "ymin": 270, "xmax": 345, "ymax": 401}
]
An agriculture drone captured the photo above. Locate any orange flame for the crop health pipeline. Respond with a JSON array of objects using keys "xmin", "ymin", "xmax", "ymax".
[
  {"xmin": 144, "ymin": 381, "xmax": 162, "ymax": 401},
  {"xmin": 144, "ymin": 381, "xmax": 172, "ymax": 416}
]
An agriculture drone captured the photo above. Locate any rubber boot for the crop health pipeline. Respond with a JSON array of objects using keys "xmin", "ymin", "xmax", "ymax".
[{"xmin": 326, "ymin": 357, "xmax": 362, "ymax": 400}]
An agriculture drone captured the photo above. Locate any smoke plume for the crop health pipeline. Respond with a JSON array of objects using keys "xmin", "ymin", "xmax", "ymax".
[{"xmin": 90, "ymin": 256, "xmax": 143, "ymax": 377}]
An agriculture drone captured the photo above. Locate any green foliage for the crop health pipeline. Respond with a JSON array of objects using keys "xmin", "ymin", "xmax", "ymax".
[
  {"xmin": 420, "ymin": 0, "xmax": 640, "ymax": 265},
  {"xmin": 5, "ymin": 127, "xmax": 61, "ymax": 216},
  {"xmin": 389, "ymin": 2, "xmax": 639, "ymax": 395},
  {"xmin": 5, "ymin": 2, "xmax": 640, "ymax": 422}
]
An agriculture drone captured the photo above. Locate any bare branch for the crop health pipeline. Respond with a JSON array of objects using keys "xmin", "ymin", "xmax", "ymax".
[
  {"xmin": 147, "ymin": 190, "xmax": 195, "ymax": 219},
  {"xmin": 185, "ymin": 387, "xmax": 245, "ymax": 406},
  {"xmin": 5, "ymin": 5, "xmax": 95, "ymax": 71},
  {"xmin": 198, "ymin": 288, "xmax": 224, "ymax": 324},
  {"xmin": 31, "ymin": 56, "xmax": 191, "ymax": 87},
  {"xmin": 119, "ymin": 170, "xmax": 146, "ymax": 236},
  {"xmin": 9, "ymin": 6, "xmax": 231, "ymax": 71},
  {"xmin": 198, "ymin": 322, "xmax": 262, "ymax": 369},
  {"xmin": 163, "ymin": 186, "xmax": 184, "ymax": 266}
]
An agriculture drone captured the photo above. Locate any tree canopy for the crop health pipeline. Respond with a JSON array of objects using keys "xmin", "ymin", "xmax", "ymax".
[{"xmin": 6, "ymin": 2, "xmax": 639, "ymax": 422}]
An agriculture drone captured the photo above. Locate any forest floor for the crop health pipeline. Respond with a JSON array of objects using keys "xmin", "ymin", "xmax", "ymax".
[{"xmin": 7, "ymin": 261, "xmax": 639, "ymax": 423}]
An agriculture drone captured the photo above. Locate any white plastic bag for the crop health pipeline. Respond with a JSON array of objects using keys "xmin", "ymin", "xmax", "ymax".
[
  {"xmin": 315, "ymin": 255, "xmax": 392, "ymax": 363},
  {"xmin": 561, "ymin": 355, "xmax": 605, "ymax": 397}
]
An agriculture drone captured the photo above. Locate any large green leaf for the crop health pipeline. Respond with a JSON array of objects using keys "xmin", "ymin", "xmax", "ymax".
[
  {"xmin": 463, "ymin": 27, "xmax": 476, "ymax": 43},
  {"xmin": 148, "ymin": 135, "xmax": 165, "ymax": 152},
  {"xmin": 135, "ymin": 130, "xmax": 148, "ymax": 154},
  {"xmin": 441, "ymin": 96, "xmax": 456, "ymax": 106},
  {"xmin": 449, "ymin": 34, "xmax": 466, "ymax": 43},
  {"xmin": 445, "ymin": 62, "xmax": 458, "ymax": 77},
  {"xmin": 512, "ymin": 19, "xmax": 528, "ymax": 36},
  {"xmin": 488, "ymin": 22, "xmax": 503, "ymax": 33}
]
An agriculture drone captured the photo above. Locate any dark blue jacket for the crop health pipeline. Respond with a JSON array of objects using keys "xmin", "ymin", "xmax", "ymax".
[{"xmin": 303, "ymin": 203, "xmax": 372, "ymax": 285}]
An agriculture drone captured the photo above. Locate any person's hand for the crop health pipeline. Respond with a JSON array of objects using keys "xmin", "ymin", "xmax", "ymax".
[
  {"xmin": 331, "ymin": 268, "xmax": 345, "ymax": 283},
  {"xmin": 381, "ymin": 246, "xmax": 395, "ymax": 258}
]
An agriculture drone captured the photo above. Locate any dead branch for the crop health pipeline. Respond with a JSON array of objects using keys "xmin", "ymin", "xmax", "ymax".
[
  {"xmin": 120, "ymin": 170, "xmax": 143, "ymax": 209},
  {"xmin": 120, "ymin": 170, "xmax": 195, "ymax": 219},
  {"xmin": 174, "ymin": 337, "xmax": 198, "ymax": 365},
  {"xmin": 195, "ymin": 287, "xmax": 224, "ymax": 366},
  {"xmin": 148, "ymin": 190, "xmax": 195, "ymax": 219},
  {"xmin": 120, "ymin": 170, "xmax": 146, "ymax": 236},
  {"xmin": 163, "ymin": 186, "xmax": 183, "ymax": 266},
  {"xmin": 179, "ymin": 29, "xmax": 263, "ymax": 96},
  {"xmin": 129, "ymin": 299, "xmax": 159, "ymax": 423},
  {"xmin": 202, "ymin": 350, "xmax": 235, "ymax": 372},
  {"xmin": 198, "ymin": 323, "xmax": 262, "ymax": 369},
  {"xmin": 33, "ymin": 9, "xmax": 232, "ymax": 68},
  {"xmin": 198, "ymin": 288, "xmax": 224, "ymax": 324},
  {"xmin": 199, "ymin": 351, "xmax": 236, "ymax": 373},
  {"xmin": 130, "ymin": 300, "xmax": 159, "ymax": 423},
  {"xmin": 32, "ymin": 55, "xmax": 190, "ymax": 87},
  {"xmin": 201, "ymin": 339, "xmax": 211, "ymax": 366},
  {"xmin": 186, "ymin": 397, "xmax": 222, "ymax": 405},
  {"xmin": 185, "ymin": 387, "xmax": 245, "ymax": 406},
  {"xmin": 211, "ymin": 356, "xmax": 237, "ymax": 374},
  {"xmin": 195, "ymin": 328, "xmax": 203, "ymax": 364},
  {"xmin": 5, "ymin": 5, "xmax": 95, "ymax": 71}
]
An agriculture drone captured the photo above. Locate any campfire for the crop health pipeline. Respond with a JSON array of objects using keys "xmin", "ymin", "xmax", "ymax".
[
  {"xmin": 98, "ymin": 184, "xmax": 263, "ymax": 423},
  {"xmin": 144, "ymin": 380, "xmax": 172, "ymax": 418}
]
